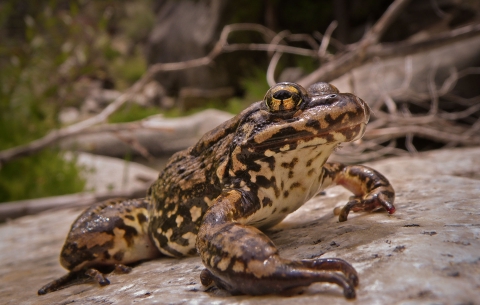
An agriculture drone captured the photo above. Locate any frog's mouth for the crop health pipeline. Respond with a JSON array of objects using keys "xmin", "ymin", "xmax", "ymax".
[{"xmin": 251, "ymin": 121, "xmax": 367, "ymax": 153}]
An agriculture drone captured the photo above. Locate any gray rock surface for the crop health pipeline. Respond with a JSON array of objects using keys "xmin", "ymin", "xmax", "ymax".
[
  {"xmin": 69, "ymin": 152, "xmax": 159, "ymax": 193},
  {"xmin": 1, "ymin": 147, "xmax": 479, "ymax": 304}
]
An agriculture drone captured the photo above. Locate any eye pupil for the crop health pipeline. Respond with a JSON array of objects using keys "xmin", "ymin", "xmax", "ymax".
[
  {"xmin": 273, "ymin": 90, "xmax": 292, "ymax": 100},
  {"xmin": 264, "ymin": 82, "xmax": 307, "ymax": 113}
]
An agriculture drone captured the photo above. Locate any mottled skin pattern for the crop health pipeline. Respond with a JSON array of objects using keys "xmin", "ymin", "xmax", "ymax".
[{"xmin": 38, "ymin": 82, "xmax": 395, "ymax": 299}]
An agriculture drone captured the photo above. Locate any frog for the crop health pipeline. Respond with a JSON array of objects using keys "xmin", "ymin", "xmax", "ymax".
[{"xmin": 38, "ymin": 82, "xmax": 395, "ymax": 299}]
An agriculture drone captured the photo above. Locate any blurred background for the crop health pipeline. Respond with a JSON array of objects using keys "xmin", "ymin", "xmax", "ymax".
[{"xmin": 1, "ymin": 0, "xmax": 479, "ymax": 204}]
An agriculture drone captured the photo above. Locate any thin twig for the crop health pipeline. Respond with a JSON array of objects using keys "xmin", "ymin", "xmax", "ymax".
[
  {"xmin": 299, "ymin": 0, "xmax": 414, "ymax": 86},
  {"xmin": 318, "ymin": 20, "xmax": 338, "ymax": 59}
]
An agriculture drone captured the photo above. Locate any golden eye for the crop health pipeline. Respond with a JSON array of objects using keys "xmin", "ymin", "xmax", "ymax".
[{"xmin": 264, "ymin": 82, "xmax": 306, "ymax": 113}]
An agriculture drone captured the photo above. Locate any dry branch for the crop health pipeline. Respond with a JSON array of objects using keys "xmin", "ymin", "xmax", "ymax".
[
  {"xmin": 1, "ymin": 0, "xmax": 479, "ymax": 165},
  {"xmin": 298, "ymin": 0, "xmax": 413, "ymax": 87}
]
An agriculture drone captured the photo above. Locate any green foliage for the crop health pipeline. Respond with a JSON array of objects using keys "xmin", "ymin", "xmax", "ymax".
[
  {"xmin": 111, "ymin": 51, "xmax": 147, "ymax": 90},
  {"xmin": 0, "ymin": 0, "xmax": 155, "ymax": 202},
  {"xmin": 0, "ymin": 150, "xmax": 85, "ymax": 202},
  {"xmin": 160, "ymin": 69, "xmax": 270, "ymax": 118},
  {"xmin": 224, "ymin": 68, "xmax": 270, "ymax": 114},
  {"xmin": 240, "ymin": 69, "xmax": 271, "ymax": 102}
]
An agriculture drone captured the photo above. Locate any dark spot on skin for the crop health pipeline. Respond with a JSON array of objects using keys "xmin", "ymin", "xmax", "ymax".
[
  {"xmin": 137, "ymin": 213, "xmax": 147, "ymax": 224},
  {"xmin": 262, "ymin": 197, "xmax": 273, "ymax": 207},
  {"xmin": 263, "ymin": 156, "xmax": 276, "ymax": 171},
  {"xmin": 125, "ymin": 215, "xmax": 134, "ymax": 221},
  {"xmin": 306, "ymin": 119, "xmax": 320, "ymax": 129},
  {"xmin": 113, "ymin": 251, "xmax": 125, "ymax": 261},
  {"xmin": 281, "ymin": 207, "xmax": 289, "ymax": 213},
  {"xmin": 306, "ymin": 159, "xmax": 313, "ymax": 167},
  {"xmin": 290, "ymin": 182, "xmax": 301, "ymax": 190},
  {"xmin": 114, "ymin": 218, "xmax": 138, "ymax": 247},
  {"xmin": 283, "ymin": 190, "xmax": 289, "ymax": 198},
  {"xmin": 272, "ymin": 208, "xmax": 277, "ymax": 213},
  {"xmin": 308, "ymin": 168, "xmax": 315, "ymax": 176},
  {"xmin": 256, "ymin": 175, "xmax": 272, "ymax": 189},
  {"xmin": 281, "ymin": 158, "xmax": 298, "ymax": 169}
]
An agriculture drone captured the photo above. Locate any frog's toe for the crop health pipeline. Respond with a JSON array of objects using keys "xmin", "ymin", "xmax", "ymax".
[
  {"xmin": 114, "ymin": 264, "xmax": 132, "ymax": 274},
  {"xmin": 38, "ymin": 271, "xmax": 78, "ymax": 295},
  {"xmin": 299, "ymin": 257, "xmax": 359, "ymax": 287},
  {"xmin": 279, "ymin": 257, "xmax": 358, "ymax": 298},
  {"xmin": 200, "ymin": 268, "xmax": 214, "ymax": 287},
  {"xmin": 335, "ymin": 191, "xmax": 395, "ymax": 222},
  {"xmin": 85, "ymin": 268, "xmax": 110, "ymax": 286}
]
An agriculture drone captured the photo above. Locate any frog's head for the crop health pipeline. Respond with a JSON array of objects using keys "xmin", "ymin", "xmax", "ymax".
[{"xmin": 233, "ymin": 82, "xmax": 370, "ymax": 156}]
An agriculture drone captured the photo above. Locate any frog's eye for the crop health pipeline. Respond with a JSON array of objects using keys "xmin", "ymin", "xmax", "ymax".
[{"xmin": 264, "ymin": 83, "xmax": 307, "ymax": 113}]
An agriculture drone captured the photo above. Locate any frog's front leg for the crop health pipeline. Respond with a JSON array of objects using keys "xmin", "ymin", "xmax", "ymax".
[
  {"xmin": 196, "ymin": 190, "xmax": 359, "ymax": 299},
  {"xmin": 322, "ymin": 162, "xmax": 396, "ymax": 222}
]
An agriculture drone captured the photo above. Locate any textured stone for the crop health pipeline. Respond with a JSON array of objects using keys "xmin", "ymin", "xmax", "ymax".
[{"xmin": 1, "ymin": 147, "xmax": 479, "ymax": 304}]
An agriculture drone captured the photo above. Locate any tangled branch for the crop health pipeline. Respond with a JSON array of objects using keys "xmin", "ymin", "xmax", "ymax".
[
  {"xmin": 1, "ymin": 0, "xmax": 479, "ymax": 165},
  {"xmin": 333, "ymin": 67, "xmax": 480, "ymax": 163}
]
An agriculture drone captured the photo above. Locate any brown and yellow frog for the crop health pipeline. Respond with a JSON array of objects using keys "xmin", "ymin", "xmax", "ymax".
[{"xmin": 38, "ymin": 82, "xmax": 395, "ymax": 299}]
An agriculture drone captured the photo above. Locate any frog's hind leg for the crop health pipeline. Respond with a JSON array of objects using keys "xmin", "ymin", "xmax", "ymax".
[
  {"xmin": 38, "ymin": 198, "xmax": 161, "ymax": 295},
  {"xmin": 196, "ymin": 190, "xmax": 358, "ymax": 299}
]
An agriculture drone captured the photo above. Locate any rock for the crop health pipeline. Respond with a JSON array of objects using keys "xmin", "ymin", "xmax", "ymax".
[
  {"xmin": 67, "ymin": 152, "xmax": 158, "ymax": 193},
  {"xmin": 59, "ymin": 109, "xmax": 234, "ymax": 158},
  {"xmin": 1, "ymin": 147, "xmax": 479, "ymax": 304}
]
